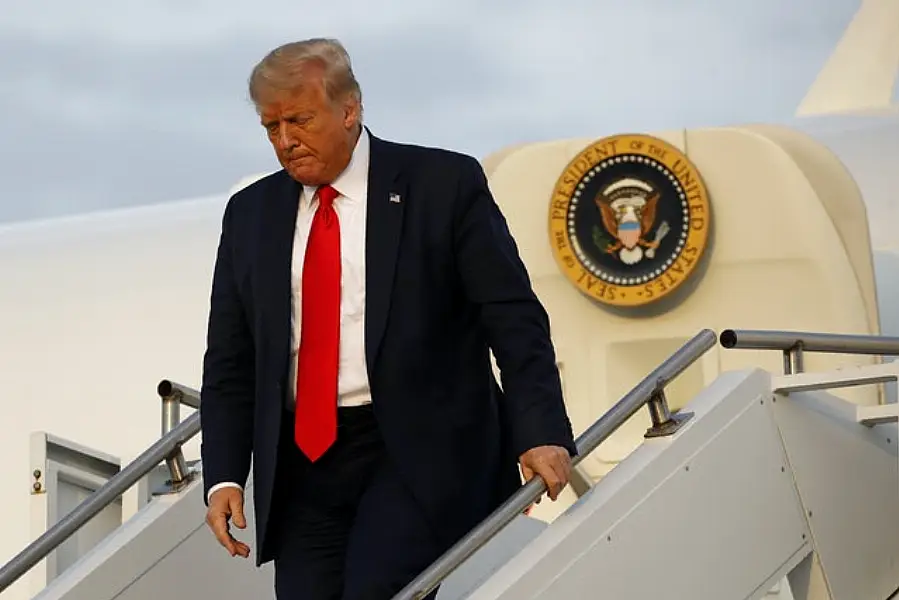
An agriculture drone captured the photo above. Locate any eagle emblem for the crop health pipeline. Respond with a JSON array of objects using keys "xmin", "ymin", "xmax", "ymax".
[
  {"xmin": 547, "ymin": 133, "xmax": 711, "ymax": 308},
  {"xmin": 594, "ymin": 178, "xmax": 670, "ymax": 265}
]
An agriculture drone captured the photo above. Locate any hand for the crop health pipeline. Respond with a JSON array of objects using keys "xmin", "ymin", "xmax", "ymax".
[
  {"xmin": 206, "ymin": 487, "xmax": 251, "ymax": 558},
  {"xmin": 519, "ymin": 445, "xmax": 572, "ymax": 503}
]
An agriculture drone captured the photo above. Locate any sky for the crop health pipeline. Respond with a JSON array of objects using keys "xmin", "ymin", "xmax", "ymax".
[{"xmin": 0, "ymin": 0, "xmax": 864, "ymax": 224}]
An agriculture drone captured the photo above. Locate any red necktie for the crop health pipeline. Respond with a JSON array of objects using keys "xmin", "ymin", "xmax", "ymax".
[{"xmin": 295, "ymin": 184, "xmax": 341, "ymax": 461}]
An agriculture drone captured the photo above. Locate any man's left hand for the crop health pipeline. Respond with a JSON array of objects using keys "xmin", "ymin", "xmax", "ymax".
[{"xmin": 519, "ymin": 445, "xmax": 572, "ymax": 502}]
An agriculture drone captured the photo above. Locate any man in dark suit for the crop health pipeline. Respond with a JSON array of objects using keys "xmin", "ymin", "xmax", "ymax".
[{"xmin": 200, "ymin": 37, "xmax": 576, "ymax": 600}]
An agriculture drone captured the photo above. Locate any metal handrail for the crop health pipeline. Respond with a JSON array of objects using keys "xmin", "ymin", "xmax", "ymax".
[
  {"xmin": 0, "ymin": 380, "xmax": 201, "ymax": 594},
  {"xmin": 719, "ymin": 329, "xmax": 899, "ymax": 374},
  {"xmin": 392, "ymin": 328, "xmax": 718, "ymax": 600}
]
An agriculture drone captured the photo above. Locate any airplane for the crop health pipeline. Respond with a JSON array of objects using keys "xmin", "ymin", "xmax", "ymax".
[{"xmin": 0, "ymin": 0, "xmax": 897, "ymax": 598}]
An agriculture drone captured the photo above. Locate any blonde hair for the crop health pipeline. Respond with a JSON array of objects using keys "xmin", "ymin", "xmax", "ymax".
[{"xmin": 248, "ymin": 38, "xmax": 362, "ymax": 110}]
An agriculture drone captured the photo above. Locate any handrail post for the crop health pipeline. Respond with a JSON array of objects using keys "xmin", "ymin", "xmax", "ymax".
[
  {"xmin": 644, "ymin": 385, "xmax": 692, "ymax": 439},
  {"xmin": 783, "ymin": 343, "xmax": 805, "ymax": 375},
  {"xmin": 157, "ymin": 383, "xmax": 193, "ymax": 493}
]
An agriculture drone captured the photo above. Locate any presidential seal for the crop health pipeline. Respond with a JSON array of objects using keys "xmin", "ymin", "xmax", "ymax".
[{"xmin": 548, "ymin": 133, "xmax": 711, "ymax": 308}]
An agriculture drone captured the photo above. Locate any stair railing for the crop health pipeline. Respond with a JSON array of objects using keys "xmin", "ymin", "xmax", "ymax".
[
  {"xmin": 719, "ymin": 329, "xmax": 899, "ymax": 374},
  {"xmin": 392, "ymin": 328, "xmax": 718, "ymax": 600},
  {"xmin": 6, "ymin": 329, "xmax": 893, "ymax": 597},
  {"xmin": 0, "ymin": 380, "xmax": 200, "ymax": 593}
]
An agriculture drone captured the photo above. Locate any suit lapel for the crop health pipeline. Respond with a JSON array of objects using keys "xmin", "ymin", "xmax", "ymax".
[
  {"xmin": 365, "ymin": 133, "xmax": 405, "ymax": 375},
  {"xmin": 259, "ymin": 171, "xmax": 301, "ymax": 378}
]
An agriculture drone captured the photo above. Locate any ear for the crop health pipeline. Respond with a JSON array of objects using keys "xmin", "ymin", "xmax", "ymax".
[{"xmin": 343, "ymin": 97, "xmax": 361, "ymax": 129}]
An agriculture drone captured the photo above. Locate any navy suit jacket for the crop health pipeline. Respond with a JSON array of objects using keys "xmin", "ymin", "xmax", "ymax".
[{"xmin": 199, "ymin": 131, "xmax": 576, "ymax": 565}]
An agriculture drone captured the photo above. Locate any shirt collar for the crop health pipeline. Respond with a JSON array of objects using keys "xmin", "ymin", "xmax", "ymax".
[{"xmin": 301, "ymin": 127, "xmax": 370, "ymax": 207}]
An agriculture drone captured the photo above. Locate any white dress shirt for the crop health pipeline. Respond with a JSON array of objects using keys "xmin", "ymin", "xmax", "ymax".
[{"xmin": 207, "ymin": 129, "xmax": 372, "ymax": 501}]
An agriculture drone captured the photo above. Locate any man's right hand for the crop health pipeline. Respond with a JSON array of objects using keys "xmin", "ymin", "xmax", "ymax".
[{"xmin": 205, "ymin": 487, "xmax": 251, "ymax": 558}]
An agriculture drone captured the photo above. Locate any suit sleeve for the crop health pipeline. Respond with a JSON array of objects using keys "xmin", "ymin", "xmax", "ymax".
[
  {"xmin": 199, "ymin": 197, "xmax": 255, "ymax": 501},
  {"xmin": 453, "ymin": 157, "xmax": 577, "ymax": 459}
]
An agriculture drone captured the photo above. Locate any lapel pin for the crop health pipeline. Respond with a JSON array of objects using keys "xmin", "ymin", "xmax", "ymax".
[{"xmin": 389, "ymin": 193, "xmax": 402, "ymax": 204}]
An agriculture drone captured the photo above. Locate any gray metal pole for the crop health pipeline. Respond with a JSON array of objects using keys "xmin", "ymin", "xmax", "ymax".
[
  {"xmin": 720, "ymin": 329, "xmax": 899, "ymax": 356},
  {"xmin": 786, "ymin": 345, "xmax": 805, "ymax": 374},
  {"xmin": 392, "ymin": 328, "xmax": 718, "ymax": 600},
  {"xmin": 0, "ymin": 412, "xmax": 201, "ymax": 593},
  {"xmin": 161, "ymin": 392, "xmax": 181, "ymax": 437},
  {"xmin": 159, "ymin": 381, "xmax": 192, "ymax": 487}
]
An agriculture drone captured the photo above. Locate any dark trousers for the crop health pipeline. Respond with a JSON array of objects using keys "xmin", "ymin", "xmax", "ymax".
[{"xmin": 270, "ymin": 405, "xmax": 442, "ymax": 600}]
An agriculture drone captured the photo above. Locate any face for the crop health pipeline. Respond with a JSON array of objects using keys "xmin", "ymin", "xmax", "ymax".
[{"xmin": 257, "ymin": 74, "xmax": 361, "ymax": 186}]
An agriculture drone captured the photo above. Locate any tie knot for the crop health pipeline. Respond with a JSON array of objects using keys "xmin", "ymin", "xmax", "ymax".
[{"xmin": 317, "ymin": 185, "xmax": 339, "ymax": 208}]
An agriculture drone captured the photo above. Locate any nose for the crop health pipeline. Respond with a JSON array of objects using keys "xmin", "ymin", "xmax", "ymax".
[{"xmin": 277, "ymin": 122, "xmax": 297, "ymax": 150}]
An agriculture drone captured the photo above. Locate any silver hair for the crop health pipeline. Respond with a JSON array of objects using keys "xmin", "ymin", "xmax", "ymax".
[{"xmin": 248, "ymin": 38, "xmax": 363, "ymax": 111}]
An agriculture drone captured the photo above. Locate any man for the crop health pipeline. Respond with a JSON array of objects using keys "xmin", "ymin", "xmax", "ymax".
[{"xmin": 200, "ymin": 37, "xmax": 576, "ymax": 600}]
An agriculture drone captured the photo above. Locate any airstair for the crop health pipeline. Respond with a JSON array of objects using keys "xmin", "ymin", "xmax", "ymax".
[{"xmin": 1, "ymin": 329, "xmax": 898, "ymax": 600}]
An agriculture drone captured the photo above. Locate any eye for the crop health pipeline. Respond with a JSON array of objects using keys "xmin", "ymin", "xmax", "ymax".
[{"xmin": 287, "ymin": 115, "xmax": 313, "ymax": 127}]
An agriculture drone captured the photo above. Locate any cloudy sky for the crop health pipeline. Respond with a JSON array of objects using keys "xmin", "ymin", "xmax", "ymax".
[{"xmin": 0, "ymin": 0, "xmax": 864, "ymax": 224}]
